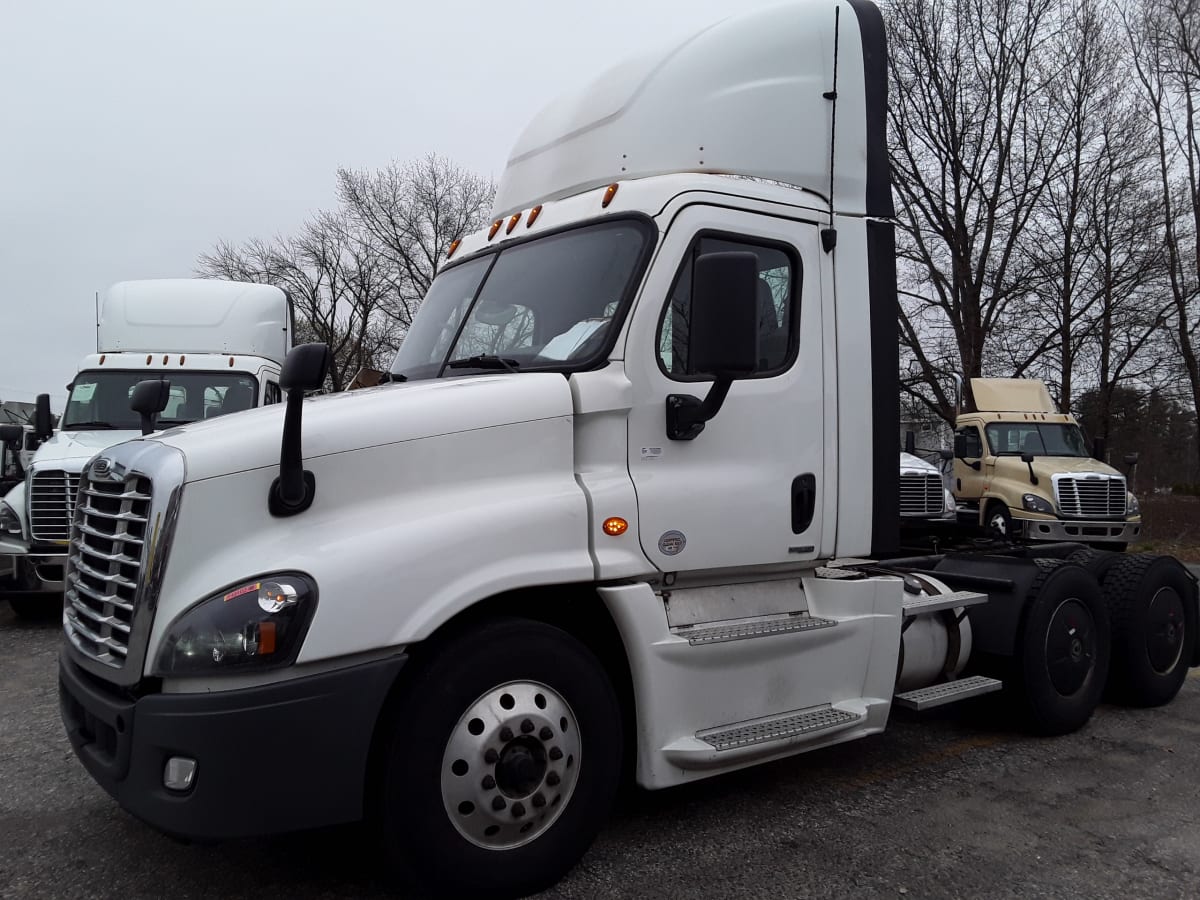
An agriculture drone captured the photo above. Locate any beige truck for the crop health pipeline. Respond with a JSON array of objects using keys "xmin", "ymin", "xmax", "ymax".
[{"xmin": 952, "ymin": 378, "xmax": 1141, "ymax": 550}]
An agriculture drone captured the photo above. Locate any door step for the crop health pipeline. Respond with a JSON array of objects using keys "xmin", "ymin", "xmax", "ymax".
[
  {"xmin": 696, "ymin": 703, "xmax": 862, "ymax": 751},
  {"xmin": 674, "ymin": 612, "xmax": 837, "ymax": 646},
  {"xmin": 902, "ymin": 590, "xmax": 988, "ymax": 617},
  {"xmin": 893, "ymin": 675, "xmax": 1003, "ymax": 711}
]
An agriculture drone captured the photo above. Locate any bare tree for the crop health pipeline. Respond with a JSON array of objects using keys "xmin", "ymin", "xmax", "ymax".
[
  {"xmin": 887, "ymin": 0, "xmax": 1065, "ymax": 421},
  {"xmin": 197, "ymin": 212, "xmax": 397, "ymax": 392},
  {"xmin": 337, "ymin": 155, "xmax": 495, "ymax": 336},
  {"xmin": 1126, "ymin": 0, "xmax": 1200, "ymax": 468}
]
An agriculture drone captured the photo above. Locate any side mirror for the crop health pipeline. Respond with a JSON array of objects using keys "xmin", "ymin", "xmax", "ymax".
[
  {"xmin": 34, "ymin": 394, "xmax": 53, "ymax": 442},
  {"xmin": 1092, "ymin": 437, "xmax": 1106, "ymax": 462},
  {"xmin": 1124, "ymin": 452, "xmax": 1139, "ymax": 466},
  {"xmin": 904, "ymin": 430, "xmax": 916, "ymax": 455},
  {"xmin": 130, "ymin": 379, "xmax": 172, "ymax": 435},
  {"xmin": 269, "ymin": 343, "xmax": 332, "ymax": 517},
  {"xmin": 938, "ymin": 448, "xmax": 954, "ymax": 461},
  {"xmin": 666, "ymin": 252, "xmax": 758, "ymax": 440},
  {"xmin": 0, "ymin": 424, "xmax": 22, "ymax": 444},
  {"xmin": 1020, "ymin": 452, "xmax": 1039, "ymax": 486}
]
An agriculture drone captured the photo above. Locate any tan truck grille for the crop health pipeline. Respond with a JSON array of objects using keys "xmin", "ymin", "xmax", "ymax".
[
  {"xmin": 1054, "ymin": 474, "xmax": 1127, "ymax": 519},
  {"xmin": 29, "ymin": 470, "xmax": 81, "ymax": 542},
  {"xmin": 63, "ymin": 472, "xmax": 152, "ymax": 669},
  {"xmin": 900, "ymin": 473, "xmax": 944, "ymax": 517}
]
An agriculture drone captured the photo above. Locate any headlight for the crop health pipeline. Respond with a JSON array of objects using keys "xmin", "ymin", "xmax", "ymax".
[
  {"xmin": 1127, "ymin": 492, "xmax": 1140, "ymax": 515},
  {"xmin": 1022, "ymin": 493, "xmax": 1054, "ymax": 514},
  {"xmin": 152, "ymin": 573, "xmax": 317, "ymax": 675},
  {"xmin": 943, "ymin": 488, "xmax": 956, "ymax": 513},
  {"xmin": 0, "ymin": 500, "xmax": 21, "ymax": 537}
]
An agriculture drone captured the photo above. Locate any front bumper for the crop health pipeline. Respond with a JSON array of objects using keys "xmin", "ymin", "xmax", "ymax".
[
  {"xmin": 59, "ymin": 650, "xmax": 406, "ymax": 840},
  {"xmin": 1018, "ymin": 516, "xmax": 1142, "ymax": 543},
  {"xmin": 0, "ymin": 552, "xmax": 63, "ymax": 594}
]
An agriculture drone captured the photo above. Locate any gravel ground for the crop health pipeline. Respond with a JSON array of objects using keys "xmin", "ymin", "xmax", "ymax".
[{"xmin": 2, "ymin": 600, "xmax": 1199, "ymax": 900}]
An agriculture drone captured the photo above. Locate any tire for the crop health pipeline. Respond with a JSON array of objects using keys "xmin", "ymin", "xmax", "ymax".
[
  {"xmin": 379, "ymin": 618, "xmax": 622, "ymax": 899},
  {"xmin": 986, "ymin": 502, "xmax": 1014, "ymax": 541},
  {"xmin": 1014, "ymin": 562, "xmax": 1110, "ymax": 735},
  {"xmin": 8, "ymin": 595, "xmax": 56, "ymax": 621},
  {"xmin": 1064, "ymin": 548, "xmax": 1122, "ymax": 585},
  {"xmin": 1102, "ymin": 554, "xmax": 1197, "ymax": 707}
]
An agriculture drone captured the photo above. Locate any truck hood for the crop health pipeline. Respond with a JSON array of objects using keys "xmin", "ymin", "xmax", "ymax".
[
  {"xmin": 899, "ymin": 451, "xmax": 940, "ymax": 476},
  {"xmin": 994, "ymin": 455, "xmax": 1125, "ymax": 485},
  {"xmin": 147, "ymin": 373, "xmax": 577, "ymax": 483},
  {"xmin": 29, "ymin": 428, "xmax": 141, "ymax": 471}
]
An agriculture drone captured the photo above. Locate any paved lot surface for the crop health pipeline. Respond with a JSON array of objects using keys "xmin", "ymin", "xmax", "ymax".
[{"xmin": 3, "ymin": 602, "xmax": 1200, "ymax": 900}]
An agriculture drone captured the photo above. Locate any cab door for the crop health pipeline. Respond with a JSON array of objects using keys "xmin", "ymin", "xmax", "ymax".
[
  {"xmin": 953, "ymin": 424, "xmax": 988, "ymax": 508},
  {"xmin": 623, "ymin": 206, "xmax": 827, "ymax": 574}
]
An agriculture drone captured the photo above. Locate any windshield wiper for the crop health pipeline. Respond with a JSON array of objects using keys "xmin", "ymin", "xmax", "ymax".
[
  {"xmin": 445, "ymin": 355, "xmax": 521, "ymax": 373},
  {"xmin": 62, "ymin": 422, "xmax": 118, "ymax": 430}
]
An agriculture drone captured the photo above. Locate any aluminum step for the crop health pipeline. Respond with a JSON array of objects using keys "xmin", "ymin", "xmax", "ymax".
[
  {"xmin": 902, "ymin": 590, "xmax": 988, "ymax": 617},
  {"xmin": 675, "ymin": 613, "xmax": 837, "ymax": 646},
  {"xmin": 893, "ymin": 675, "xmax": 1003, "ymax": 711},
  {"xmin": 697, "ymin": 704, "xmax": 862, "ymax": 751}
]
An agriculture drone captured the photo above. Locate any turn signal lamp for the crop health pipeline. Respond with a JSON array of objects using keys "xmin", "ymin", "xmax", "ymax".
[
  {"xmin": 527, "ymin": 205, "xmax": 542, "ymax": 227},
  {"xmin": 602, "ymin": 183, "xmax": 619, "ymax": 208},
  {"xmin": 506, "ymin": 212, "xmax": 522, "ymax": 234},
  {"xmin": 488, "ymin": 219, "xmax": 503, "ymax": 240},
  {"xmin": 603, "ymin": 517, "xmax": 629, "ymax": 536},
  {"xmin": 447, "ymin": 238, "xmax": 462, "ymax": 259}
]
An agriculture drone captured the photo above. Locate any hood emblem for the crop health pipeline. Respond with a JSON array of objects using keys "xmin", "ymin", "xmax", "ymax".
[{"xmin": 91, "ymin": 458, "xmax": 112, "ymax": 478}]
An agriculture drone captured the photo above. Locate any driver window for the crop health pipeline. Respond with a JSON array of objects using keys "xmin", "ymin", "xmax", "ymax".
[
  {"xmin": 956, "ymin": 426, "xmax": 983, "ymax": 458},
  {"xmin": 658, "ymin": 236, "xmax": 798, "ymax": 378}
]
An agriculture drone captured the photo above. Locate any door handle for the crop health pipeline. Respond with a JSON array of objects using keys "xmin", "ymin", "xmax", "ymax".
[{"xmin": 791, "ymin": 474, "xmax": 816, "ymax": 534}]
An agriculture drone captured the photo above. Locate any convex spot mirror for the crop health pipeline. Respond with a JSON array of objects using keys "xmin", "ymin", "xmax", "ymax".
[
  {"xmin": 473, "ymin": 300, "xmax": 520, "ymax": 327},
  {"xmin": 281, "ymin": 342, "xmax": 332, "ymax": 393},
  {"xmin": 34, "ymin": 394, "xmax": 52, "ymax": 442},
  {"xmin": 0, "ymin": 425, "xmax": 22, "ymax": 443},
  {"xmin": 130, "ymin": 380, "xmax": 172, "ymax": 436}
]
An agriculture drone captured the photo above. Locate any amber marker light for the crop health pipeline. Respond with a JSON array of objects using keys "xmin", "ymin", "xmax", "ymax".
[
  {"xmin": 506, "ymin": 212, "xmax": 522, "ymax": 234},
  {"xmin": 527, "ymin": 205, "xmax": 542, "ymax": 227},
  {"xmin": 488, "ymin": 219, "xmax": 503, "ymax": 240},
  {"xmin": 602, "ymin": 183, "xmax": 619, "ymax": 208},
  {"xmin": 99, "ymin": 354, "xmax": 106, "ymax": 364},
  {"xmin": 603, "ymin": 517, "xmax": 629, "ymax": 536},
  {"xmin": 447, "ymin": 238, "xmax": 462, "ymax": 259}
]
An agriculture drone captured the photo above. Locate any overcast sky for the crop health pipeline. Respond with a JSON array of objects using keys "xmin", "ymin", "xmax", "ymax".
[{"xmin": 0, "ymin": 0, "xmax": 784, "ymax": 408}]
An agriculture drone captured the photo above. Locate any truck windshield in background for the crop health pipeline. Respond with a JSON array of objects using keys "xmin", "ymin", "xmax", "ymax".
[
  {"xmin": 61, "ymin": 370, "xmax": 259, "ymax": 431},
  {"xmin": 984, "ymin": 422, "xmax": 1089, "ymax": 458},
  {"xmin": 391, "ymin": 219, "xmax": 652, "ymax": 381}
]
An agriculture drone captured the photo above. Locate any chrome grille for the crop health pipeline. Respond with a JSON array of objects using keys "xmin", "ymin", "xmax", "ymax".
[
  {"xmin": 63, "ymin": 471, "xmax": 152, "ymax": 669},
  {"xmin": 29, "ymin": 470, "xmax": 81, "ymax": 542},
  {"xmin": 900, "ymin": 473, "xmax": 944, "ymax": 517},
  {"xmin": 1054, "ymin": 474, "xmax": 1127, "ymax": 519}
]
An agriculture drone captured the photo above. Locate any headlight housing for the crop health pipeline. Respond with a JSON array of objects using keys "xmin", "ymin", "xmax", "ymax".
[
  {"xmin": 943, "ymin": 487, "xmax": 957, "ymax": 513},
  {"xmin": 0, "ymin": 500, "xmax": 22, "ymax": 537},
  {"xmin": 1021, "ymin": 493, "xmax": 1055, "ymax": 514},
  {"xmin": 153, "ymin": 573, "xmax": 317, "ymax": 676},
  {"xmin": 1127, "ymin": 492, "xmax": 1140, "ymax": 516}
]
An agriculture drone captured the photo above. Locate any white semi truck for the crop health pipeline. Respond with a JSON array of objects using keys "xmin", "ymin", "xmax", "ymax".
[
  {"xmin": 57, "ymin": 4, "xmax": 1197, "ymax": 898},
  {"xmin": 0, "ymin": 279, "xmax": 291, "ymax": 617}
]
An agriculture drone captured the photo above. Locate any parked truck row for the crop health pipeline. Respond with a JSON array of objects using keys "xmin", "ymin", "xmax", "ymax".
[{"xmin": 20, "ymin": 2, "xmax": 1199, "ymax": 898}]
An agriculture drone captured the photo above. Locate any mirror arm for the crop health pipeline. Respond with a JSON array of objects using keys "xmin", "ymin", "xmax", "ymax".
[
  {"xmin": 138, "ymin": 412, "xmax": 157, "ymax": 436},
  {"xmin": 268, "ymin": 387, "xmax": 316, "ymax": 516},
  {"xmin": 666, "ymin": 375, "xmax": 733, "ymax": 441}
]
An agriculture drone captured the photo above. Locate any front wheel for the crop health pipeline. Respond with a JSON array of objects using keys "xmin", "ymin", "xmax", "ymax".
[
  {"xmin": 986, "ymin": 503, "xmax": 1014, "ymax": 541},
  {"xmin": 379, "ymin": 618, "xmax": 622, "ymax": 898}
]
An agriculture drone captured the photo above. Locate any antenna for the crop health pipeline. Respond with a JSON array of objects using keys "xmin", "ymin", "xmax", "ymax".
[
  {"xmin": 820, "ymin": 5, "xmax": 841, "ymax": 253},
  {"xmin": 95, "ymin": 291, "xmax": 100, "ymax": 352}
]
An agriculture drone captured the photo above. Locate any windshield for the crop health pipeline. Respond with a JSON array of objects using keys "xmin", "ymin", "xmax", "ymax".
[
  {"xmin": 391, "ymin": 219, "xmax": 652, "ymax": 381},
  {"xmin": 984, "ymin": 422, "xmax": 1089, "ymax": 458},
  {"xmin": 61, "ymin": 370, "xmax": 259, "ymax": 431}
]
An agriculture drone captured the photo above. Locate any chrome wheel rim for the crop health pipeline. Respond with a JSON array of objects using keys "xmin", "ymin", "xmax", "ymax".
[{"xmin": 440, "ymin": 680, "xmax": 582, "ymax": 850}]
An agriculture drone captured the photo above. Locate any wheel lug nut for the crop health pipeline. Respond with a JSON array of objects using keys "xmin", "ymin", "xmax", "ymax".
[
  {"xmin": 532, "ymin": 793, "xmax": 546, "ymax": 808},
  {"xmin": 492, "ymin": 796, "xmax": 507, "ymax": 811},
  {"xmin": 520, "ymin": 718, "xmax": 534, "ymax": 733},
  {"xmin": 549, "ymin": 747, "xmax": 563, "ymax": 761},
  {"xmin": 484, "ymin": 748, "xmax": 499, "ymax": 764},
  {"xmin": 500, "ymin": 727, "xmax": 514, "ymax": 742},
  {"xmin": 547, "ymin": 772, "xmax": 560, "ymax": 786},
  {"xmin": 539, "ymin": 726, "xmax": 553, "ymax": 740},
  {"xmin": 482, "ymin": 775, "xmax": 496, "ymax": 790},
  {"xmin": 512, "ymin": 802, "xmax": 526, "ymax": 818}
]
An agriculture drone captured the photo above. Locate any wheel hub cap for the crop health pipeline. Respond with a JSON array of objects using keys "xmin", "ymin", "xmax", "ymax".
[
  {"xmin": 1045, "ymin": 598, "xmax": 1095, "ymax": 696},
  {"xmin": 441, "ymin": 681, "xmax": 582, "ymax": 850},
  {"xmin": 1147, "ymin": 587, "xmax": 1185, "ymax": 675}
]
